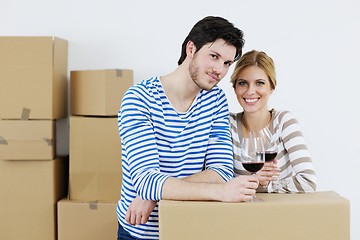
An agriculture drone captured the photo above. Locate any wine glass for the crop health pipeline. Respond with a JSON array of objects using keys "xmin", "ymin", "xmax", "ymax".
[
  {"xmin": 239, "ymin": 132, "xmax": 265, "ymax": 201},
  {"xmin": 259, "ymin": 127, "xmax": 280, "ymax": 191},
  {"xmin": 259, "ymin": 127, "xmax": 278, "ymax": 162}
]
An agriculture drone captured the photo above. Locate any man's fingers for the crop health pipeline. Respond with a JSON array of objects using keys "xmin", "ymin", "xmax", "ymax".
[
  {"xmin": 141, "ymin": 215, "xmax": 148, "ymax": 224},
  {"xmin": 135, "ymin": 214, "xmax": 142, "ymax": 225},
  {"xmin": 125, "ymin": 210, "xmax": 131, "ymax": 224},
  {"xmin": 130, "ymin": 212, "xmax": 137, "ymax": 225}
]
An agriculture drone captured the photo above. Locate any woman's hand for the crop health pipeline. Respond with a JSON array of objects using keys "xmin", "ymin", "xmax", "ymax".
[{"xmin": 256, "ymin": 161, "xmax": 280, "ymax": 188}]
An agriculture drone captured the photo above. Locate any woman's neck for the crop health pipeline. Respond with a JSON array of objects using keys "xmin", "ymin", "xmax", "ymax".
[{"xmin": 241, "ymin": 110, "xmax": 271, "ymax": 133}]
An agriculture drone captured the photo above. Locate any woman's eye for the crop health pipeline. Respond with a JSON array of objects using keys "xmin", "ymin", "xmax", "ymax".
[
  {"xmin": 237, "ymin": 81, "xmax": 247, "ymax": 86},
  {"xmin": 210, "ymin": 54, "xmax": 218, "ymax": 59}
]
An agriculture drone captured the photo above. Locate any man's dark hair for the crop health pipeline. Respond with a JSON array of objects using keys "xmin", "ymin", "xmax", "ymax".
[{"xmin": 177, "ymin": 16, "xmax": 245, "ymax": 65}]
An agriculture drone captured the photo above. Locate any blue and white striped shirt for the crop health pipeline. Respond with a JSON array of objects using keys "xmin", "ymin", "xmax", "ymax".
[{"xmin": 117, "ymin": 76, "xmax": 234, "ymax": 239}]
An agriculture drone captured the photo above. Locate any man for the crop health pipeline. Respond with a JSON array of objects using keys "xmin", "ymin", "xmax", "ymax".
[{"xmin": 117, "ymin": 16, "xmax": 259, "ymax": 240}]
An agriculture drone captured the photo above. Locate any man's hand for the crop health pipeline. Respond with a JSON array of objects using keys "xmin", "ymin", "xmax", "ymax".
[
  {"xmin": 126, "ymin": 196, "xmax": 157, "ymax": 225},
  {"xmin": 220, "ymin": 175, "xmax": 259, "ymax": 202}
]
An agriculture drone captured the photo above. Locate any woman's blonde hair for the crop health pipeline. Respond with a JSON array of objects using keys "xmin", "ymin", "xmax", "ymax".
[{"xmin": 230, "ymin": 50, "xmax": 277, "ymax": 90}]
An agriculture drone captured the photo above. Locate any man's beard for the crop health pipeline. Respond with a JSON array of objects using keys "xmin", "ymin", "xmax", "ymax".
[{"xmin": 189, "ymin": 60, "xmax": 216, "ymax": 91}]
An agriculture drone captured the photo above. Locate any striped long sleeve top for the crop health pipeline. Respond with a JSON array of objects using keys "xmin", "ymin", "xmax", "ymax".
[
  {"xmin": 117, "ymin": 77, "xmax": 234, "ymax": 239},
  {"xmin": 230, "ymin": 109, "xmax": 317, "ymax": 193}
]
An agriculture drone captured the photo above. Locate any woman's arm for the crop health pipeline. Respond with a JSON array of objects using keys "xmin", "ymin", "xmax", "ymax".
[{"xmin": 275, "ymin": 111, "xmax": 317, "ymax": 193}]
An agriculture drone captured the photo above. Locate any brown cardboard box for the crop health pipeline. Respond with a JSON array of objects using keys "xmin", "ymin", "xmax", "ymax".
[
  {"xmin": 57, "ymin": 199, "xmax": 118, "ymax": 240},
  {"xmin": 0, "ymin": 158, "xmax": 66, "ymax": 240},
  {"xmin": 0, "ymin": 119, "xmax": 55, "ymax": 160},
  {"xmin": 69, "ymin": 116, "xmax": 122, "ymax": 201},
  {"xmin": 0, "ymin": 36, "xmax": 68, "ymax": 120},
  {"xmin": 70, "ymin": 69, "xmax": 133, "ymax": 116},
  {"xmin": 159, "ymin": 191, "xmax": 350, "ymax": 240}
]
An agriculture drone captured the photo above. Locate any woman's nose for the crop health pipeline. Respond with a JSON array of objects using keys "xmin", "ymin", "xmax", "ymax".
[{"xmin": 246, "ymin": 84, "xmax": 256, "ymax": 95}]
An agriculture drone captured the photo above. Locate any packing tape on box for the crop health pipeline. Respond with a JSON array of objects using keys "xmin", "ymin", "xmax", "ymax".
[
  {"xmin": 21, "ymin": 108, "xmax": 31, "ymax": 120},
  {"xmin": 89, "ymin": 201, "xmax": 98, "ymax": 210},
  {"xmin": 116, "ymin": 69, "xmax": 123, "ymax": 77},
  {"xmin": 42, "ymin": 138, "xmax": 53, "ymax": 146},
  {"xmin": 0, "ymin": 136, "xmax": 8, "ymax": 145}
]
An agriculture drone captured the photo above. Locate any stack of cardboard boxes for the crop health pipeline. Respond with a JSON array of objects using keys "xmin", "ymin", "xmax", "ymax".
[
  {"xmin": 1, "ymin": 37, "xmax": 350, "ymax": 240},
  {"xmin": 57, "ymin": 69, "xmax": 133, "ymax": 240},
  {"xmin": 0, "ymin": 36, "xmax": 68, "ymax": 240}
]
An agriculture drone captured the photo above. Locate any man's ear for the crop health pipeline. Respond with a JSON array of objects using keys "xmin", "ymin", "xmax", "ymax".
[{"xmin": 186, "ymin": 40, "xmax": 196, "ymax": 58}]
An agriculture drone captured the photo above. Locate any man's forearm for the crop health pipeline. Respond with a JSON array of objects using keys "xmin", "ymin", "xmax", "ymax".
[
  {"xmin": 183, "ymin": 169, "xmax": 225, "ymax": 183},
  {"xmin": 161, "ymin": 174, "xmax": 259, "ymax": 203},
  {"xmin": 162, "ymin": 177, "xmax": 223, "ymax": 201},
  {"xmin": 162, "ymin": 169, "xmax": 227, "ymax": 201}
]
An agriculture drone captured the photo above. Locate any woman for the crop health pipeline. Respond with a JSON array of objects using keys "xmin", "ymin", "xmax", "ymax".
[{"xmin": 230, "ymin": 50, "xmax": 317, "ymax": 193}]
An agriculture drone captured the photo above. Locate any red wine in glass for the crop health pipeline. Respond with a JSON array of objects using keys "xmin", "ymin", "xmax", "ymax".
[
  {"xmin": 242, "ymin": 162, "xmax": 264, "ymax": 173},
  {"xmin": 239, "ymin": 133, "xmax": 265, "ymax": 202},
  {"xmin": 265, "ymin": 151, "xmax": 277, "ymax": 162}
]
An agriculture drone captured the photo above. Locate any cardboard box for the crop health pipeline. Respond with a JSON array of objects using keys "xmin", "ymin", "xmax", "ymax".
[
  {"xmin": 0, "ymin": 158, "xmax": 67, "ymax": 240},
  {"xmin": 69, "ymin": 116, "xmax": 122, "ymax": 201},
  {"xmin": 70, "ymin": 69, "xmax": 133, "ymax": 116},
  {"xmin": 0, "ymin": 36, "xmax": 68, "ymax": 120},
  {"xmin": 0, "ymin": 119, "xmax": 55, "ymax": 160},
  {"xmin": 159, "ymin": 191, "xmax": 350, "ymax": 240},
  {"xmin": 57, "ymin": 199, "xmax": 118, "ymax": 240}
]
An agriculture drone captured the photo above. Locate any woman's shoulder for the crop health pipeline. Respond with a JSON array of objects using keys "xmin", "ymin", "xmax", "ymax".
[
  {"xmin": 272, "ymin": 109, "xmax": 296, "ymax": 119},
  {"xmin": 229, "ymin": 112, "xmax": 237, "ymax": 118},
  {"xmin": 229, "ymin": 111, "xmax": 243, "ymax": 121},
  {"xmin": 272, "ymin": 109, "xmax": 300, "ymax": 126}
]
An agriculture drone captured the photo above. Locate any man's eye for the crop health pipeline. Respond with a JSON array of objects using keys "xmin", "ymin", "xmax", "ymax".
[{"xmin": 210, "ymin": 54, "xmax": 218, "ymax": 59}]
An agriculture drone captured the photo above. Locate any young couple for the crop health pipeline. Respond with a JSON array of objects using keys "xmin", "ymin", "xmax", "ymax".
[{"xmin": 117, "ymin": 16, "xmax": 317, "ymax": 240}]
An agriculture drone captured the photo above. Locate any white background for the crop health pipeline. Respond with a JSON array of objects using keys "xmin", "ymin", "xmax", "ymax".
[{"xmin": 1, "ymin": 0, "xmax": 359, "ymax": 239}]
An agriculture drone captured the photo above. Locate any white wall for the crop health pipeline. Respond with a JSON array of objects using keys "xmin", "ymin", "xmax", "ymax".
[{"xmin": 2, "ymin": 0, "xmax": 359, "ymax": 238}]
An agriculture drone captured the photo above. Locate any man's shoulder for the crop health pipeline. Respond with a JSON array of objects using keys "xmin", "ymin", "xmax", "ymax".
[
  {"xmin": 133, "ymin": 76, "xmax": 159, "ymax": 88},
  {"xmin": 201, "ymin": 85, "xmax": 226, "ymax": 98},
  {"xmin": 125, "ymin": 76, "xmax": 159, "ymax": 95}
]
